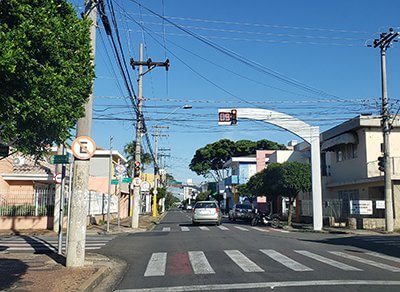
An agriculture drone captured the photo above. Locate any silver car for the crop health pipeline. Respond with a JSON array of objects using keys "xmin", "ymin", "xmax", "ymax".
[{"xmin": 192, "ymin": 201, "xmax": 222, "ymax": 226}]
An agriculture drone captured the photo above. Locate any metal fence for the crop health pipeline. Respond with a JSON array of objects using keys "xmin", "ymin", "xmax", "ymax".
[
  {"xmin": 0, "ymin": 189, "xmax": 119, "ymax": 217},
  {"xmin": 300, "ymin": 199, "xmax": 385, "ymax": 221},
  {"xmin": 0, "ymin": 189, "xmax": 55, "ymax": 217}
]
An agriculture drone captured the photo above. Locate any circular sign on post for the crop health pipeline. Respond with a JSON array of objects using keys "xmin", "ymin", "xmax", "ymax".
[
  {"xmin": 140, "ymin": 181, "xmax": 150, "ymax": 192},
  {"xmin": 54, "ymin": 173, "xmax": 62, "ymax": 184},
  {"xmin": 115, "ymin": 164, "xmax": 127, "ymax": 176},
  {"xmin": 132, "ymin": 177, "xmax": 142, "ymax": 186},
  {"xmin": 71, "ymin": 136, "xmax": 96, "ymax": 160}
]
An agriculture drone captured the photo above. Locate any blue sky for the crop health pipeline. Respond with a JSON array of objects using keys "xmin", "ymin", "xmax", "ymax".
[{"xmin": 69, "ymin": 0, "xmax": 400, "ymax": 183}]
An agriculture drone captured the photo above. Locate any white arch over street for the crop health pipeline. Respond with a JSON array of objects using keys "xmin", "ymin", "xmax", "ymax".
[{"xmin": 234, "ymin": 108, "xmax": 322, "ymax": 231}]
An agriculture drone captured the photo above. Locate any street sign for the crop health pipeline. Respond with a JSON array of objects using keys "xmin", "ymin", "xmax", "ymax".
[
  {"xmin": 54, "ymin": 173, "xmax": 63, "ymax": 184},
  {"xmin": 122, "ymin": 177, "xmax": 132, "ymax": 183},
  {"xmin": 71, "ymin": 136, "xmax": 96, "ymax": 160},
  {"xmin": 0, "ymin": 144, "xmax": 9, "ymax": 157},
  {"xmin": 132, "ymin": 177, "xmax": 141, "ymax": 186},
  {"xmin": 111, "ymin": 179, "xmax": 119, "ymax": 185},
  {"xmin": 140, "ymin": 181, "xmax": 150, "ymax": 191},
  {"xmin": 115, "ymin": 164, "xmax": 127, "ymax": 176},
  {"xmin": 50, "ymin": 154, "xmax": 71, "ymax": 164}
]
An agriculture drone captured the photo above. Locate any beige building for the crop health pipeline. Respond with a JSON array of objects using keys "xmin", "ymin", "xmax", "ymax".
[{"xmin": 318, "ymin": 115, "xmax": 400, "ymax": 229}]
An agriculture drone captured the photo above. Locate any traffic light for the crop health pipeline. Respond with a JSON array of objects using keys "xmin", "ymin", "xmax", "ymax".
[
  {"xmin": 231, "ymin": 109, "xmax": 237, "ymax": 125},
  {"xmin": 134, "ymin": 161, "xmax": 141, "ymax": 177},
  {"xmin": 378, "ymin": 156, "xmax": 385, "ymax": 172}
]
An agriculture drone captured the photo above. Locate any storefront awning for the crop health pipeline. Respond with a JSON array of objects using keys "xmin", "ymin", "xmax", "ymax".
[{"xmin": 321, "ymin": 132, "xmax": 358, "ymax": 151}]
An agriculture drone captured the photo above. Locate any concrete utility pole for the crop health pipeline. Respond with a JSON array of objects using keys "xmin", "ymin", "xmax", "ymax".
[
  {"xmin": 66, "ymin": 0, "xmax": 97, "ymax": 267},
  {"xmin": 130, "ymin": 44, "xmax": 169, "ymax": 228},
  {"xmin": 373, "ymin": 28, "xmax": 399, "ymax": 232},
  {"xmin": 152, "ymin": 126, "xmax": 168, "ymax": 217},
  {"xmin": 107, "ymin": 136, "xmax": 113, "ymax": 232}
]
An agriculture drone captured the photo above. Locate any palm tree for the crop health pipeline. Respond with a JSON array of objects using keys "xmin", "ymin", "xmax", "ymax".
[{"xmin": 124, "ymin": 141, "xmax": 153, "ymax": 176}]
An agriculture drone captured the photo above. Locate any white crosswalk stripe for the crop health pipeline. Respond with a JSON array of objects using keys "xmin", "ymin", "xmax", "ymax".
[
  {"xmin": 260, "ymin": 249, "xmax": 312, "ymax": 271},
  {"xmin": 0, "ymin": 236, "xmax": 114, "ymax": 252},
  {"xmin": 366, "ymin": 252, "xmax": 400, "ymax": 263},
  {"xmin": 199, "ymin": 226, "xmax": 210, "ymax": 231},
  {"xmin": 251, "ymin": 227, "xmax": 270, "ymax": 232},
  {"xmin": 144, "ymin": 252, "xmax": 167, "ymax": 277},
  {"xmin": 234, "ymin": 226, "xmax": 249, "ymax": 231},
  {"xmin": 181, "ymin": 227, "xmax": 190, "ymax": 232},
  {"xmin": 143, "ymin": 249, "xmax": 400, "ymax": 277},
  {"xmin": 162, "ymin": 227, "xmax": 170, "ymax": 232},
  {"xmin": 188, "ymin": 251, "xmax": 215, "ymax": 274},
  {"xmin": 225, "ymin": 250, "xmax": 264, "ymax": 272},
  {"xmin": 217, "ymin": 225, "xmax": 229, "ymax": 231},
  {"xmin": 295, "ymin": 250, "xmax": 361, "ymax": 271},
  {"xmin": 329, "ymin": 251, "xmax": 400, "ymax": 272}
]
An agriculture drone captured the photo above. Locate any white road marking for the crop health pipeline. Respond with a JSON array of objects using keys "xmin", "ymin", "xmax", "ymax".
[
  {"xmin": 295, "ymin": 250, "xmax": 361, "ymax": 271},
  {"xmin": 114, "ymin": 280, "xmax": 400, "ymax": 292},
  {"xmin": 225, "ymin": 250, "xmax": 264, "ymax": 272},
  {"xmin": 188, "ymin": 251, "xmax": 215, "ymax": 274},
  {"xmin": 217, "ymin": 225, "xmax": 229, "ymax": 231},
  {"xmin": 329, "ymin": 251, "xmax": 400, "ymax": 272},
  {"xmin": 251, "ymin": 227, "xmax": 269, "ymax": 232},
  {"xmin": 260, "ymin": 249, "xmax": 312, "ymax": 271},
  {"xmin": 234, "ymin": 226, "xmax": 249, "ymax": 231},
  {"xmin": 181, "ymin": 227, "xmax": 190, "ymax": 232},
  {"xmin": 366, "ymin": 252, "xmax": 400, "ymax": 263},
  {"xmin": 162, "ymin": 227, "xmax": 171, "ymax": 232},
  {"xmin": 144, "ymin": 252, "xmax": 167, "ymax": 277},
  {"xmin": 199, "ymin": 226, "xmax": 210, "ymax": 231}
]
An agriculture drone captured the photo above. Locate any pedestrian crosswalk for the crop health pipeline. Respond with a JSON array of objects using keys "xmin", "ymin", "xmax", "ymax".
[
  {"xmin": 161, "ymin": 225, "xmax": 281, "ymax": 233},
  {"xmin": 0, "ymin": 235, "xmax": 115, "ymax": 253},
  {"xmin": 143, "ymin": 249, "xmax": 400, "ymax": 277}
]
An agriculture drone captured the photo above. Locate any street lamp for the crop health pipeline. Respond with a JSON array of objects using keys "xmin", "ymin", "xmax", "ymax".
[{"xmin": 152, "ymin": 105, "xmax": 192, "ymax": 217}]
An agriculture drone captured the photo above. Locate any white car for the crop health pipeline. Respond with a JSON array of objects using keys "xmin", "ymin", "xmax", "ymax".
[{"xmin": 192, "ymin": 201, "xmax": 222, "ymax": 226}]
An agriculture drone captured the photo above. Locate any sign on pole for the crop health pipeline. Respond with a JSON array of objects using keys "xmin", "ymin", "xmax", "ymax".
[
  {"xmin": 54, "ymin": 173, "xmax": 63, "ymax": 184},
  {"xmin": 122, "ymin": 177, "xmax": 132, "ymax": 183},
  {"xmin": 132, "ymin": 177, "xmax": 142, "ymax": 186},
  {"xmin": 71, "ymin": 136, "xmax": 96, "ymax": 160},
  {"xmin": 50, "ymin": 154, "xmax": 71, "ymax": 164},
  {"xmin": 111, "ymin": 179, "xmax": 119, "ymax": 185}
]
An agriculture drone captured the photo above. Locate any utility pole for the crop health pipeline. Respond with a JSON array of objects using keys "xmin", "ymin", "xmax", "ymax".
[
  {"xmin": 130, "ymin": 44, "xmax": 169, "ymax": 227},
  {"xmin": 66, "ymin": 0, "xmax": 96, "ymax": 267},
  {"xmin": 107, "ymin": 136, "xmax": 113, "ymax": 232},
  {"xmin": 152, "ymin": 126, "xmax": 168, "ymax": 217},
  {"xmin": 373, "ymin": 28, "xmax": 399, "ymax": 233}
]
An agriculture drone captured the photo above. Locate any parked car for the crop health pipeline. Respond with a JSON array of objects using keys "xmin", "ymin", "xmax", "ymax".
[
  {"xmin": 192, "ymin": 201, "xmax": 222, "ymax": 225},
  {"xmin": 228, "ymin": 204, "xmax": 254, "ymax": 221}
]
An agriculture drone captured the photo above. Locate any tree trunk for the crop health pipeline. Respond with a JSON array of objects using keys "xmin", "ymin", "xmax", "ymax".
[{"xmin": 288, "ymin": 197, "xmax": 294, "ymax": 227}]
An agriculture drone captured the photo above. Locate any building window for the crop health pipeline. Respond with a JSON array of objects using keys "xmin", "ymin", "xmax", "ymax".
[{"xmin": 336, "ymin": 144, "xmax": 357, "ymax": 162}]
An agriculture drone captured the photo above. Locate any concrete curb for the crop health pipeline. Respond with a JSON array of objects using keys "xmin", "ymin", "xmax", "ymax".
[{"xmin": 80, "ymin": 263, "xmax": 111, "ymax": 292}]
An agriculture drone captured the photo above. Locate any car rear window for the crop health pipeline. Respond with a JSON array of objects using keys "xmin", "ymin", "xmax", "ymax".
[
  {"xmin": 236, "ymin": 204, "xmax": 252, "ymax": 209},
  {"xmin": 195, "ymin": 202, "xmax": 216, "ymax": 208}
]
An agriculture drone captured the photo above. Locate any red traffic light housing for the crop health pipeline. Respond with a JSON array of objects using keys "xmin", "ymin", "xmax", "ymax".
[
  {"xmin": 231, "ymin": 109, "xmax": 237, "ymax": 125},
  {"xmin": 134, "ymin": 161, "xmax": 141, "ymax": 177}
]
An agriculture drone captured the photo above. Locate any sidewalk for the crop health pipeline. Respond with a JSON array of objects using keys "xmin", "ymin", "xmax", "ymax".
[{"xmin": 0, "ymin": 213, "xmax": 165, "ymax": 292}]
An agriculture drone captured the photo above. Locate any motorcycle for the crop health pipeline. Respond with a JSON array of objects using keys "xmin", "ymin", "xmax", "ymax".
[{"xmin": 251, "ymin": 211, "xmax": 280, "ymax": 228}]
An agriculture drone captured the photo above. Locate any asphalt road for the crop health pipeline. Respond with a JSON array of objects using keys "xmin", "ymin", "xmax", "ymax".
[{"xmin": 98, "ymin": 209, "xmax": 400, "ymax": 292}]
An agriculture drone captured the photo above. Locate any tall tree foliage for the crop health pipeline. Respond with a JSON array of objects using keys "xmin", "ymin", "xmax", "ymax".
[
  {"xmin": 0, "ymin": 0, "xmax": 94, "ymax": 156},
  {"xmin": 189, "ymin": 139, "xmax": 285, "ymax": 181},
  {"xmin": 246, "ymin": 162, "xmax": 311, "ymax": 226}
]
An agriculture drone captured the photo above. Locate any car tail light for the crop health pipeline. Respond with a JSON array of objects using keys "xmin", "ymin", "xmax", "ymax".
[
  {"xmin": 215, "ymin": 207, "xmax": 219, "ymax": 213},
  {"xmin": 192, "ymin": 208, "xmax": 195, "ymax": 213}
]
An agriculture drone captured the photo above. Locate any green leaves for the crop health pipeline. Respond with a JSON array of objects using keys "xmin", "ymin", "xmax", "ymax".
[
  {"xmin": 189, "ymin": 138, "xmax": 286, "ymax": 180},
  {"xmin": 0, "ymin": 0, "xmax": 94, "ymax": 156}
]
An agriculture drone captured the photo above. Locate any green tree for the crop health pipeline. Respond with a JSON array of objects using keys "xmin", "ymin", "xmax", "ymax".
[
  {"xmin": 196, "ymin": 190, "xmax": 212, "ymax": 202},
  {"xmin": 189, "ymin": 139, "xmax": 285, "ymax": 181},
  {"xmin": 0, "ymin": 0, "xmax": 94, "ymax": 156},
  {"xmin": 269, "ymin": 162, "xmax": 311, "ymax": 226}
]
